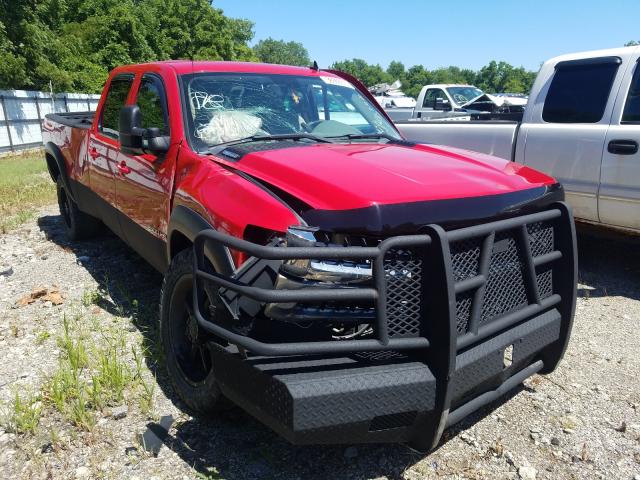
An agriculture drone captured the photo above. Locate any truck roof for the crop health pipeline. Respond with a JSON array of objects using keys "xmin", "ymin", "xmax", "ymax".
[
  {"xmin": 422, "ymin": 84, "xmax": 476, "ymax": 89},
  {"xmin": 111, "ymin": 60, "xmax": 337, "ymax": 77},
  {"xmin": 543, "ymin": 45, "xmax": 639, "ymax": 66}
]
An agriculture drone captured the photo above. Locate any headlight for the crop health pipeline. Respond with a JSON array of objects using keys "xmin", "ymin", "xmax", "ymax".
[{"xmin": 281, "ymin": 226, "xmax": 372, "ymax": 284}]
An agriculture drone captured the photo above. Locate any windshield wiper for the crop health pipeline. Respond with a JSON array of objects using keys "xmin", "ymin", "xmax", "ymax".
[
  {"xmin": 206, "ymin": 133, "xmax": 334, "ymax": 154},
  {"xmin": 327, "ymin": 133, "xmax": 401, "ymax": 142}
]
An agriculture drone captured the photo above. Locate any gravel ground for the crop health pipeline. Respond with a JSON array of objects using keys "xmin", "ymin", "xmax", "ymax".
[{"xmin": 0, "ymin": 205, "xmax": 639, "ymax": 480}]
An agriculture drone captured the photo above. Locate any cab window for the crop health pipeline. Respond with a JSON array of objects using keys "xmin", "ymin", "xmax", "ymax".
[
  {"xmin": 422, "ymin": 89, "xmax": 449, "ymax": 109},
  {"xmin": 99, "ymin": 75, "xmax": 134, "ymax": 138},
  {"xmin": 136, "ymin": 74, "xmax": 170, "ymax": 133},
  {"xmin": 543, "ymin": 60, "xmax": 619, "ymax": 123},
  {"xmin": 622, "ymin": 63, "xmax": 640, "ymax": 123}
]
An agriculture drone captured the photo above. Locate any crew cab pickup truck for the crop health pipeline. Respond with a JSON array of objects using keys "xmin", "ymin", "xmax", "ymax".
[
  {"xmin": 398, "ymin": 46, "xmax": 640, "ymax": 233},
  {"xmin": 42, "ymin": 61, "xmax": 576, "ymax": 452}
]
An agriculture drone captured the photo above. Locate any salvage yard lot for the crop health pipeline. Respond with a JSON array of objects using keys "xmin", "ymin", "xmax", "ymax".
[{"xmin": 0, "ymin": 153, "xmax": 639, "ymax": 479}]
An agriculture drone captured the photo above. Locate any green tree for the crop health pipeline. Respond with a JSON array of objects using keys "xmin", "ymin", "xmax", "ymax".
[
  {"xmin": 0, "ymin": 0, "xmax": 257, "ymax": 92},
  {"xmin": 386, "ymin": 60, "xmax": 406, "ymax": 82},
  {"xmin": 625, "ymin": 40, "xmax": 640, "ymax": 46},
  {"xmin": 331, "ymin": 58, "xmax": 537, "ymax": 97},
  {"xmin": 474, "ymin": 61, "xmax": 535, "ymax": 93},
  {"xmin": 330, "ymin": 58, "xmax": 391, "ymax": 86},
  {"xmin": 253, "ymin": 37, "xmax": 310, "ymax": 66}
]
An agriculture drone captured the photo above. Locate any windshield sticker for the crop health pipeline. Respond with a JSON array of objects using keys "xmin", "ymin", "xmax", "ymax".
[{"xmin": 320, "ymin": 76, "xmax": 354, "ymax": 89}]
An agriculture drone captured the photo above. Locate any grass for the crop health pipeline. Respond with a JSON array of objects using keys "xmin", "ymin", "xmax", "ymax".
[
  {"xmin": 0, "ymin": 149, "xmax": 55, "ymax": 233},
  {"xmin": 35, "ymin": 331, "xmax": 51, "ymax": 345},
  {"xmin": 39, "ymin": 311, "xmax": 155, "ymax": 432},
  {"xmin": 4, "ymin": 390, "xmax": 42, "ymax": 434},
  {"xmin": 81, "ymin": 288, "xmax": 104, "ymax": 307},
  {"xmin": 4, "ymin": 295, "xmax": 159, "ymax": 438}
]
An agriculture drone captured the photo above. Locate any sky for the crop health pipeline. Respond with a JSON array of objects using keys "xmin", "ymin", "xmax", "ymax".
[{"xmin": 216, "ymin": 0, "xmax": 640, "ymax": 72}]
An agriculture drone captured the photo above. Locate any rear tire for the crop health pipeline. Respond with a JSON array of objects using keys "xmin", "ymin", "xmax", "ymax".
[
  {"xmin": 160, "ymin": 249, "xmax": 229, "ymax": 413},
  {"xmin": 56, "ymin": 178, "xmax": 102, "ymax": 240}
]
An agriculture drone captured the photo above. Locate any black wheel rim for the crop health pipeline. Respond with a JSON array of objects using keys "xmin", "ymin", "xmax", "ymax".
[
  {"xmin": 58, "ymin": 186, "xmax": 72, "ymax": 229},
  {"xmin": 169, "ymin": 274, "xmax": 213, "ymax": 385}
]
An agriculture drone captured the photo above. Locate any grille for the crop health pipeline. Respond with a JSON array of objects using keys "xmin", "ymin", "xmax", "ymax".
[
  {"xmin": 450, "ymin": 238, "xmax": 482, "ymax": 282},
  {"xmin": 384, "ymin": 249, "xmax": 422, "ymax": 338},
  {"xmin": 325, "ymin": 219, "xmax": 556, "ymax": 340},
  {"xmin": 456, "ymin": 292, "xmax": 474, "ymax": 334},
  {"xmin": 479, "ymin": 232, "xmax": 528, "ymax": 324},
  {"xmin": 528, "ymin": 221, "xmax": 554, "ymax": 299},
  {"xmin": 449, "ymin": 222, "xmax": 557, "ymax": 336},
  {"xmin": 527, "ymin": 221, "xmax": 554, "ymax": 257}
]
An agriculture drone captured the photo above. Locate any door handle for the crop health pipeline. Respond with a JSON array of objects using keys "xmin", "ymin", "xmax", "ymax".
[
  {"xmin": 116, "ymin": 161, "xmax": 131, "ymax": 175},
  {"xmin": 89, "ymin": 147, "xmax": 100, "ymax": 159},
  {"xmin": 607, "ymin": 139, "xmax": 638, "ymax": 155}
]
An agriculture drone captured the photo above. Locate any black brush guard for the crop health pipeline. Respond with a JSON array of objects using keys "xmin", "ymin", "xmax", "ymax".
[{"xmin": 191, "ymin": 202, "xmax": 577, "ymax": 450}]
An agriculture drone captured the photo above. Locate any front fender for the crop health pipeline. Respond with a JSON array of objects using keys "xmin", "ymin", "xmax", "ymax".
[{"xmin": 167, "ymin": 205, "xmax": 235, "ymax": 276}]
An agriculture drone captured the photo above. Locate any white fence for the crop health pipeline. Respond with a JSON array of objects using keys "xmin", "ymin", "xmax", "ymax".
[{"xmin": 0, "ymin": 89, "xmax": 100, "ymax": 153}]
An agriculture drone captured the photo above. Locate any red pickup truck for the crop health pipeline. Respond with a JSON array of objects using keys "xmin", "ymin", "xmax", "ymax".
[{"xmin": 42, "ymin": 61, "xmax": 577, "ymax": 451}]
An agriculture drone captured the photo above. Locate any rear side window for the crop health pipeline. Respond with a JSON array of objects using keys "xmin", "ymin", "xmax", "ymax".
[
  {"xmin": 542, "ymin": 61, "xmax": 619, "ymax": 123},
  {"xmin": 136, "ymin": 75, "xmax": 169, "ymax": 133},
  {"xmin": 622, "ymin": 63, "xmax": 640, "ymax": 123},
  {"xmin": 100, "ymin": 75, "xmax": 134, "ymax": 138}
]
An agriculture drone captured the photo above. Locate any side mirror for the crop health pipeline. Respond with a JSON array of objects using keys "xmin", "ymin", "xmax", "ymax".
[
  {"xmin": 119, "ymin": 105, "xmax": 144, "ymax": 155},
  {"xmin": 434, "ymin": 99, "xmax": 451, "ymax": 111},
  {"xmin": 119, "ymin": 105, "xmax": 170, "ymax": 157}
]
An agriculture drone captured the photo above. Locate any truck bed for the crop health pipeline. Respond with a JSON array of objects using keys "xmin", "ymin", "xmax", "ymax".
[
  {"xmin": 396, "ymin": 120, "xmax": 520, "ymax": 161},
  {"xmin": 45, "ymin": 112, "xmax": 95, "ymax": 130}
]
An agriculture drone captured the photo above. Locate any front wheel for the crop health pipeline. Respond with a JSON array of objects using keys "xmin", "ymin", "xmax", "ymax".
[{"xmin": 159, "ymin": 249, "xmax": 229, "ymax": 413}]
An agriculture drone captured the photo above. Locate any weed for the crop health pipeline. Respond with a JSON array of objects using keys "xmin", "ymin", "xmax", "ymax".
[
  {"xmin": 193, "ymin": 467, "xmax": 224, "ymax": 480},
  {"xmin": 138, "ymin": 377, "xmax": 156, "ymax": 417},
  {"xmin": 57, "ymin": 315, "xmax": 88, "ymax": 371},
  {"xmin": 10, "ymin": 324, "xmax": 19, "ymax": 337},
  {"xmin": 4, "ymin": 390, "xmax": 42, "ymax": 434},
  {"xmin": 46, "ymin": 362, "xmax": 83, "ymax": 412},
  {"xmin": 81, "ymin": 289, "xmax": 103, "ymax": 307},
  {"xmin": 67, "ymin": 388, "xmax": 95, "ymax": 431},
  {"xmin": 35, "ymin": 330, "xmax": 51, "ymax": 345},
  {"xmin": 88, "ymin": 375, "xmax": 106, "ymax": 411},
  {"xmin": 94, "ymin": 345, "xmax": 130, "ymax": 405}
]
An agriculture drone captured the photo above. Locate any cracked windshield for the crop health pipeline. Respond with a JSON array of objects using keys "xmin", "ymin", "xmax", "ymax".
[{"xmin": 181, "ymin": 72, "xmax": 401, "ymax": 149}]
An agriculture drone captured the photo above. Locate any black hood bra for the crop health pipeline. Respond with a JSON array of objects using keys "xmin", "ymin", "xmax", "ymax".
[{"xmin": 301, "ymin": 183, "xmax": 564, "ymax": 235}]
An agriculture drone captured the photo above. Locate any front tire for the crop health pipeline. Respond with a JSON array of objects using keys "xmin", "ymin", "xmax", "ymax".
[
  {"xmin": 160, "ymin": 249, "xmax": 228, "ymax": 413},
  {"xmin": 56, "ymin": 178, "xmax": 102, "ymax": 240}
]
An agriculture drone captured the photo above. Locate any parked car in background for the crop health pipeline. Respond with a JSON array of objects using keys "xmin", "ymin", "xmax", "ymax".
[
  {"xmin": 369, "ymin": 80, "xmax": 418, "ymax": 121},
  {"xmin": 398, "ymin": 46, "xmax": 640, "ymax": 234},
  {"xmin": 388, "ymin": 84, "xmax": 527, "ymax": 122},
  {"xmin": 41, "ymin": 60, "xmax": 576, "ymax": 452}
]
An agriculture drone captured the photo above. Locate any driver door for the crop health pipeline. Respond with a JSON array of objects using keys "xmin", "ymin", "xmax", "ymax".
[
  {"xmin": 114, "ymin": 73, "xmax": 175, "ymax": 272},
  {"xmin": 415, "ymin": 88, "xmax": 451, "ymax": 119}
]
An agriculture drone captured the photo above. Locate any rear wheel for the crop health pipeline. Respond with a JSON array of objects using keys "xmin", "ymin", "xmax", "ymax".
[
  {"xmin": 160, "ymin": 249, "xmax": 229, "ymax": 413},
  {"xmin": 56, "ymin": 178, "xmax": 102, "ymax": 240}
]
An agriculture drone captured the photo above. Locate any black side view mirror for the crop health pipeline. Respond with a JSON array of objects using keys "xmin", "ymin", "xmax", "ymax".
[
  {"xmin": 434, "ymin": 99, "xmax": 451, "ymax": 111},
  {"xmin": 119, "ymin": 105, "xmax": 170, "ymax": 156}
]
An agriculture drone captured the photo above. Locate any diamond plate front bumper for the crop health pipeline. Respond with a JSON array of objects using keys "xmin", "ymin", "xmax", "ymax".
[{"xmin": 191, "ymin": 203, "xmax": 577, "ymax": 450}]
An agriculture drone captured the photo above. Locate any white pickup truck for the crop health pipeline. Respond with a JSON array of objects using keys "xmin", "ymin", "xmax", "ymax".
[
  {"xmin": 397, "ymin": 46, "xmax": 640, "ymax": 233},
  {"xmin": 386, "ymin": 84, "xmax": 527, "ymax": 122}
]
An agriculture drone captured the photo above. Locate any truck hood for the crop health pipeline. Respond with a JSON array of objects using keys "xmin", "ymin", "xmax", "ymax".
[{"xmin": 215, "ymin": 142, "xmax": 561, "ymax": 233}]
